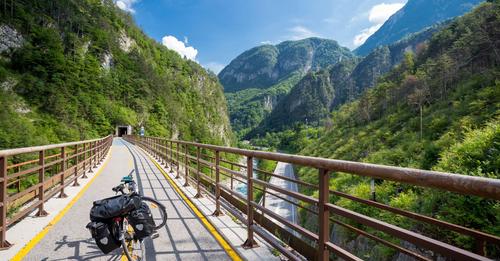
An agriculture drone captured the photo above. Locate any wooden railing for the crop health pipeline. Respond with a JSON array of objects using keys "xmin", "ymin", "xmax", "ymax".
[
  {"xmin": 0, "ymin": 135, "xmax": 113, "ymax": 250},
  {"xmin": 124, "ymin": 135, "xmax": 500, "ymax": 261}
]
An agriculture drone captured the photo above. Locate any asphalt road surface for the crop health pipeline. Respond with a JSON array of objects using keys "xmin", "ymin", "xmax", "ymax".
[
  {"xmin": 262, "ymin": 161, "xmax": 299, "ymax": 229},
  {"xmin": 24, "ymin": 138, "xmax": 230, "ymax": 261}
]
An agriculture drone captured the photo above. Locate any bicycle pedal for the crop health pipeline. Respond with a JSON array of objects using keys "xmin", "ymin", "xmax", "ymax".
[{"xmin": 151, "ymin": 232, "xmax": 159, "ymax": 239}]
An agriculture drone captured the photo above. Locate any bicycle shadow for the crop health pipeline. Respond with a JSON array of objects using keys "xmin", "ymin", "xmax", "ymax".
[{"xmin": 43, "ymin": 235, "xmax": 123, "ymax": 261}]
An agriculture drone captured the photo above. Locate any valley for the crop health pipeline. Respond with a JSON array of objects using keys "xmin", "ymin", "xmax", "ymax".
[
  {"xmin": 218, "ymin": 0, "xmax": 499, "ymax": 258},
  {"xmin": 0, "ymin": 0, "xmax": 498, "ymax": 260}
]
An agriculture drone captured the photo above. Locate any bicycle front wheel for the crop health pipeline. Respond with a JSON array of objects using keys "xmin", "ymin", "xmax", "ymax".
[
  {"xmin": 122, "ymin": 219, "xmax": 145, "ymax": 261},
  {"xmin": 141, "ymin": 196, "xmax": 167, "ymax": 230}
]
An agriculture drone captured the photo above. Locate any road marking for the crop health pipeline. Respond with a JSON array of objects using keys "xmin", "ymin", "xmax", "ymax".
[
  {"xmin": 144, "ymin": 150, "xmax": 243, "ymax": 261},
  {"xmin": 11, "ymin": 149, "xmax": 113, "ymax": 261}
]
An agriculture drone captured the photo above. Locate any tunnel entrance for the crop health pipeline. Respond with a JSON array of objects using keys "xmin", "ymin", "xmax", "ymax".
[
  {"xmin": 117, "ymin": 127, "xmax": 128, "ymax": 137},
  {"xmin": 116, "ymin": 125, "xmax": 132, "ymax": 137}
]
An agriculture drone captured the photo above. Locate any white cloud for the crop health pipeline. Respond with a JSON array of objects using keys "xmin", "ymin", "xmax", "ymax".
[
  {"xmin": 288, "ymin": 26, "xmax": 320, "ymax": 40},
  {"xmin": 115, "ymin": 0, "xmax": 139, "ymax": 13},
  {"xmin": 203, "ymin": 62, "xmax": 225, "ymax": 74},
  {"xmin": 260, "ymin": 41, "xmax": 272, "ymax": 45},
  {"xmin": 353, "ymin": 2, "xmax": 406, "ymax": 47},
  {"xmin": 368, "ymin": 3, "xmax": 405, "ymax": 24},
  {"xmin": 161, "ymin": 35, "xmax": 198, "ymax": 61}
]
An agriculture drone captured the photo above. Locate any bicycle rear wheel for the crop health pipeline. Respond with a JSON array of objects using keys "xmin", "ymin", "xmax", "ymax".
[{"xmin": 140, "ymin": 196, "xmax": 167, "ymax": 230}]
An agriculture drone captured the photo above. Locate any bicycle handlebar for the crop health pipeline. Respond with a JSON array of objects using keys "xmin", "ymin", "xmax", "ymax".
[
  {"xmin": 112, "ymin": 184, "xmax": 125, "ymax": 194},
  {"xmin": 112, "ymin": 178, "xmax": 138, "ymax": 195}
]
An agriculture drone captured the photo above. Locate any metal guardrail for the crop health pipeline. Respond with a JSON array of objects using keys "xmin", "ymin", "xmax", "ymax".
[
  {"xmin": 0, "ymin": 135, "xmax": 113, "ymax": 250},
  {"xmin": 124, "ymin": 135, "xmax": 500, "ymax": 261}
]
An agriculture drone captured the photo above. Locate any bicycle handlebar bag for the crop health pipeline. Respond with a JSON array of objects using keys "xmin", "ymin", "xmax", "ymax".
[
  {"xmin": 128, "ymin": 202, "xmax": 156, "ymax": 240},
  {"xmin": 86, "ymin": 221, "xmax": 120, "ymax": 254},
  {"xmin": 90, "ymin": 195, "xmax": 141, "ymax": 221}
]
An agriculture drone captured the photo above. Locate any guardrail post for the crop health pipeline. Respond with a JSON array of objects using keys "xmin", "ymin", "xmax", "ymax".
[
  {"xmin": 158, "ymin": 139, "xmax": 161, "ymax": 160},
  {"xmin": 82, "ymin": 143, "xmax": 88, "ymax": 179},
  {"xmin": 100, "ymin": 139, "xmax": 104, "ymax": 163},
  {"xmin": 35, "ymin": 150, "xmax": 48, "ymax": 217},
  {"xmin": 183, "ymin": 144, "xmax": 189, "ymax": 187},
  {"xmin": 96, "ymin": 140, "xmax": 100, "ymax": 164},
  {"xmin": 58, "ymin": 146, "xmax": 68, "ymax": 198},
  {"xmin": 194, "ymin": 146, "xmax": 202, "ymax": 198},
  {"xmin": 102, "ymin": 139, "xmax": 106, "ymax": 161},
  {"xmin": 93, "ymin": 141, "xmax": 98, "ymax": 168},
  {"xmin": 165, "ymin": 139, "xmax": 169, "ymax": 163},
  {"xmin": 170, "ymin": 141, "xmax": 176, "ymax": 175},
  {"xmin": 318, "ymin": 168, "xmax": 330, "ymax": 261},
  {"xmin": 175, "ymin": 142, "xmax": 180, "ymax": 178},
  {"xmin": 475, "ymin": 239, "xmax": 485, "ymax": 256},
  {"xmin": 243, "ymin": 156, "xmax": 258, "ymax": 249},
  {"xmin": 154, "ymin": 138, "xmax": 158, "ymax": 159},
  {"xmin": 88, "ymin": 141, "xmax": 94, "ymax": 173},
  {"xmin": 96, "ymin": 140, "xmax": 100, "ymax": 163},
  {"xmin": 212, "ymin": 150, "xmax": 222, "ymax": 216},
  {"xmin": 230, "ymin": 162, "xmax": 234, "ymax": 190},
  {"xmin": 155, "ymin": 138, "xmax": 158, "ymax": 158},
  {"xmin": 162, "ymin": 139, "xmax": 166, "ymax": 166},
  {"xmin": 73, "ymin": 144, "xmax": 80, "ymax": 186},
  {"xmin": 97, "ymin": 140, "xmax": 101, "ymax": 163},
  {"xmin": 150, "ymin": 137, "xmax": 153, "ymax": 155},
  {"xmin": 0, "ymin": 156, "xmax": 12, "ymax": 250}
]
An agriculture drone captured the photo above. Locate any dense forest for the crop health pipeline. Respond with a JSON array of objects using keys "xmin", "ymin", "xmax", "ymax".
[
  {"xmin": 0, "ymin": 0, "xmax": 232, "ymax": 149},
  {"xmin": 293, "ymin": 2, "xmax": 499, "ymax": 258}
]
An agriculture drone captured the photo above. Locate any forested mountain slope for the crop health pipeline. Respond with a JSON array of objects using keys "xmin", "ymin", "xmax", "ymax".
[
  {"xmin": 225, "ymin": 73, "xmax": 303, "ymax": 138},
  {"xmin": 297, "ymin": 2, "xmax": 499, "ymax": 258},
  {"xmin": 250, "ymin": 25, "xmax": 439, "ymax": 137},
  {"xmin": 221, "ymin": 38, "xmax": 354, "ymax": 138},
  {"xmin": 355, "ymin": 0, "xmax": 483, "ymax": 55},
  {"xmin": 219, "ymin": 37, "xmax": 354, "ymax": 93},
  {"xmin": 0, "ymin": 0, "xmax": 232, "ymax": 148}
]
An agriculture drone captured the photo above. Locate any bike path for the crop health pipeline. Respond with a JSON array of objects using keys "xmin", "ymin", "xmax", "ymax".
[{"xmin": 20, "ymin": 138, "xmax": 231, "ymax": 260}]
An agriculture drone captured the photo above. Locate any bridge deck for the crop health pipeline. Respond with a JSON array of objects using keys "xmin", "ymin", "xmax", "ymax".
[{"xmin": 23, "ymin": 139, "xmax": 233, "ymax": 260}]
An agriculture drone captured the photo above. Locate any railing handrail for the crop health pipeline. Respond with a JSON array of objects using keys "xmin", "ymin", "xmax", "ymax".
[
  {"xmin": 145, "ymin": 137, "xmax": 500, "ymax": 201},
  {"xmin": 125, "ymin": 135, "xmax": 499, "ymax": 260},
  {"xmin": 0, "ymin": 136, "xmax": 111, "ymax": 157},
  {"xmin": 0, "ymin": 135, "xmax": 113, "ymax": 250}
]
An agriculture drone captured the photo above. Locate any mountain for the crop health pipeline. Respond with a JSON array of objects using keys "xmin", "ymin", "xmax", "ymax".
[
  {"xmin": 355, "ymin": 0, "xmax": 484, "ymax": 56},
  {"xmin": 219, "ymin": 37, "xmax": 355, "ymax": 93},
  {"xmin": 221, "ymin": 37, "xmax": 355, "ymax": 138},
  {"xmin": 249, "ymin": 25, "xmax": 440, "ymax": 137},
  {"xmin": 0, "ymin": 0, "xmax": 231, "ymax": 148},
  {"xmin": 251, "ymin": 59, "xmax": 357, "ymax": 135},
  {"xmin": 225, "ymin": 73, "xmax": 303, "ymax": 137},
  {"xmin": 297, "ymin": 2, "xmax": 499, "ymax": 258}
]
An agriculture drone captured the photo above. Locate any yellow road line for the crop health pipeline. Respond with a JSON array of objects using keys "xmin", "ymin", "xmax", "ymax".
[
  {"xmin": 144, "ymin": 150, "xmax": 243, "ymax": 261},
  {"xmin": 11, "ymin": 149, "xmax": 113, "ymax": 261}
]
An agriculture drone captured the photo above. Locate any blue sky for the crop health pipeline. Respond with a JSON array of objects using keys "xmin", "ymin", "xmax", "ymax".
[{"xmin": 115, "ymin": 0, "xmax": 406, "ymax": 73}]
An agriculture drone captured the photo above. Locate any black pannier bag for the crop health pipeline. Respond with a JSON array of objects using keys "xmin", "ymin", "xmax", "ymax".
[
  {"xmin": 86, "ymin": 221, "xmax": 120, "ymax": 254},
  {"xmin": 128, "ymin": 202, "xmax": 156, "ymax": 240},
  {"xmin": 90, "ymin": 195, "xmax": 141, "ymax": 221}
]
